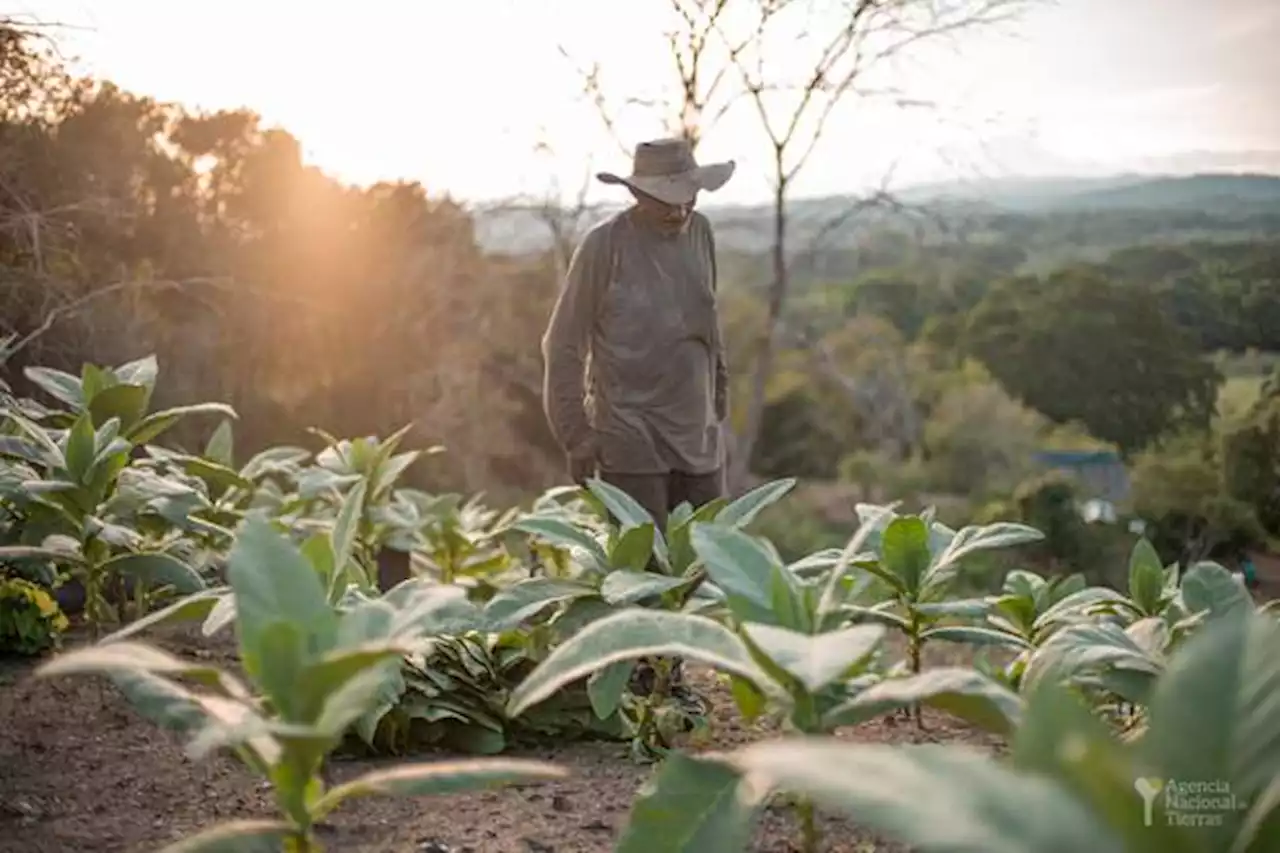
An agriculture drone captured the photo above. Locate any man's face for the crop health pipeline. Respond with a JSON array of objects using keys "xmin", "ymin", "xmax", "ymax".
[{"xmin": 631, "ymin": 188, "xmax": 695, "ymax": 234}]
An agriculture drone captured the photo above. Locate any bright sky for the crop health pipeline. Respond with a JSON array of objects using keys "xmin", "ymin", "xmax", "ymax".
[{"xmin": 11, "ymin": 0, "xmax": 1280, "ymax": 205}]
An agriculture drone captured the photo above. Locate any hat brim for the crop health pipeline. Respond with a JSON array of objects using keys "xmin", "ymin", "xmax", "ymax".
[{"xmin": 597, "ymin": 161, "xmax": 735, "ymax": 206}]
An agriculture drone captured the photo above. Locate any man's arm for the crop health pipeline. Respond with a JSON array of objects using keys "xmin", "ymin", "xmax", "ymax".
[
  {"xmin": 541, "ymin": 225, "xmax": 608, "ymax": 459},
  {"xmin": 706, "ymin": 220, "xmax": 729, "ymax": 422}
]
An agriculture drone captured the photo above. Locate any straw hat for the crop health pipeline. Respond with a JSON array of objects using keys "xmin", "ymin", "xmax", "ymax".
[{"xmin": 597, "ymin": 138, "xmax": 735, "ymax": 206}]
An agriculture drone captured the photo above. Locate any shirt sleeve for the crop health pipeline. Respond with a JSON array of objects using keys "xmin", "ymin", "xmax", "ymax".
[
  {"xmin": 706, "ymin": 220, "xmax": 729, "ymax": 421},
  {"xmin": 541, "ymin": 223, "xmax": 610, "ymax": 456}
]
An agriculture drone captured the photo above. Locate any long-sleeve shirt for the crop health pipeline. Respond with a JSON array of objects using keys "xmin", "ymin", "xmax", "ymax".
[{"xmin": 541, "ymin": 208, "xmax": 728, "ymax": 475}]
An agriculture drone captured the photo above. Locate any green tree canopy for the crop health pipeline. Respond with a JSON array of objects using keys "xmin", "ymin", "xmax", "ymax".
[{"xmin": 962, "ymin": 267, "xmax": 1221, "ymax": 455}]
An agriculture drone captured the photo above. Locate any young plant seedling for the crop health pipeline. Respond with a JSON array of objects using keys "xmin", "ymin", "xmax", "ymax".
[
  {"xmin": 504, "ymin": 522, "xmax": 1022, "ymax": 853},
  {"xmin": 36, "ymin": 515, "xmax": 564, "ymax": 852},
  {"xmin": 608, "ymin": 606, "xmax": 1280, "ymax": 853}
]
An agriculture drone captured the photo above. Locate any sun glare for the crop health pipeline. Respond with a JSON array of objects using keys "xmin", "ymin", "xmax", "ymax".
[{"xmin": 16, "ymin": 0, "xmax": 1275, "ymax": 202}]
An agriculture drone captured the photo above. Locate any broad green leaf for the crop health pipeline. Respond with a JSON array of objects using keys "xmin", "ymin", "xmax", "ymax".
[
  {"xmin": 511, "ymin": 517, "xmax": 608, "ymax": 570},
  {"xmin": 226, "ymin": 516, "xmax": 337, "ymax": 686},
  {"xmin": 822, "ymin": 510, "xmax": 905, "ymax": 610},
  {"xmin": 107, "ymin": 669, "xmax": 213, "ymax": 734},
  {"xmin": 126, "ymin": 402, "xmax": 238, "ymax": 445},
  {"xmin": 1003, "ymin": 570, "xmax": 1046, "ymax": 599},
  {"xmin": 732, "ymin": 738, "xmax": 1124, "ymax": 853},
  {"xmin": 100, "ymin": 552, "xmax": 205, "ymax": 595},
  {"xmin": 920, "ymin": 626, "xmax": 1033, "ymax": 649},
  {"xmin": 915, "ymin": 598, "xmax": 993, "ymax": 618},
  {"xmin": 330, "ymin": 478, "xmax": 367, "ymax": 594},
  {"xmin": 841, "ymin": 603, "xmax": 911, "ymax": 631},
  {"xmin": 63, "ymin": 411, "xmax": 96, "ymax": 484},
  {"xmin": 23, "ymin": 366, "xmax": 84, "ymax": 409},
  {"xmin": 667, "ymin": 497, "xmax": 728, "ymax": 573},
  {"xmin": 203, "ymin": 595, "xmax": 237, "ymax": 636},
  {"xmin": 253, "ymin": 621, "xmax": 308, "ymax": 718},
  {"xmin": 311, "ymin": 758, "xmax": 566, "ymax": 819},
  {"xmin": 1035, "ymin": 586, "xmax": 1131, "ymax": 631},
  {"xmin": 2, "ymin": 409, "xmax": 63, "ymax": 463},
  {"xmin": 788, "ymin": 548, "xmax": 844, "ymax": 578},
  {"xmin": 587, "ymin": 478, "xmax": 670, "ymax": 567},
  {"xmin": 483, "ymin": 578, "xmax": 594, "ymax": 631},
  {"xmin": 1143, "ymin": 609, "xmax": 1280, "ymax": 836},
  {"xmin": 204, "ymin": 419, "xmax": 235, "ymax": 467},
  {"xmin": 715, "ymin": 478, "xmax": 796, "ymax": 528},
  {"xmin": 296, "ymin": 642, "xmax": 409, "ymax": 724},
  {"xmin": 1233, "ymin": 777, "xmax": 1280, "ymax": 853},
  {"xmin": 611, "ymin": 522, "xmax": 656, "ymax": 572},
  {"xmin": 154, "ymin": 820, "xmax": 295, "ymax": 853},
  {"xmin": 179, "ymin": 695, "xmax": 283, "ymax": 768},
  {"xmin": 101, "ymin": 587, "xmax": 228, "ymax": 643},
  {"xmin": 1180, "ymin": 562, "xmax": 1252, "ymax": 622},
  {"xmin": 824, "ymin": 668, "xmax": 1024, "ymax": 735},
  {"xmin": 507, "ymin": 610, "xmax": 768, "ymax": 717},
  {"xmin": 1023, "ymin": 621, "xmax": 1162, "ymax": 700},
  {"xmin": 1127, "ymin": 538, "xmax": 1166, "ymax": 615},
  {"xmin": 0, "ymin": 544, "xmax": 86, "ymax": 564},
  {"xmin": 729, "ymin": 674, "xmax": 767, "ymax": 722},
  {"xmin": 993, "ymin": 593, "xmax": 1037, "ymax": 636},
  {"xmin": 600, "ymin": 570, "xmax": 689, "ymax": 606},
  {"xmin": 587, "ymin": 660, "xmax": 635, "ymax": 719},
  {"xmin": 313, "ymin": 661, "xmax": 405, "ymax": 736},
  {"xmin": 739, "ymin": 623, "xmax": 884, "ymax": 694},
  {"xmin": 929, "ymin": 522, "xmax": 1045, "ymax": 575},
  {"xmin": 880, "ymin": 516, "xmax": 931, "ymax": 596},
  {"xmin": 689, "ymin": 524, "xmax": 781, "ymax": 624},
  {"xmin": 767, "ymin": 557, "xmax": 809, "ymax": 632},
  {"xmin": 586, "ymin": 476, "xmax": 657, "ymax": 530},
  {"xmin": 35, "ymin": 641, "xmax": 225, "ymax": 686},
  {"xmin": 300, "ymin": 533, "xmax": 337, "ymax": 596},
  {"xmin": 616, "ymin": 751, "xmax": 763, "ymax": 853},
  {"xmin": 112, "ymin": 354, "xmax": 159, "ymax": 390},
  {"xmin": 1010, "ymin": 680, "xmax": 1191, "ymax": 853},
  {"xmin": 87, "ymin": 383, "xmax": 149, "ymax": 431},
  {"xmin": 238, "ymin": 445, "xmax": 310, "ymax": 480}
]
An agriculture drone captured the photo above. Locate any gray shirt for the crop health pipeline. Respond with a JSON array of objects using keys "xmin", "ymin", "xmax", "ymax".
[{"xmin": 541, "ymin": 208, "xmax": 728, "ymax": 475}]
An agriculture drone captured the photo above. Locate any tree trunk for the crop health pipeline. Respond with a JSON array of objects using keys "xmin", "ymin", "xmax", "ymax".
[{"xmin": 731, "ymin": 173, "xmax": 788, "ymax": 493}]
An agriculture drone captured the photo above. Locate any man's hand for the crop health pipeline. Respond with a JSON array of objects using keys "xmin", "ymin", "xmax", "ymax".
[
  {"xmin": 569, "ymin": 454, "xmax": 596, "ymax": 485},
  {"xmin": 567, "ymin": 435, "xmax": 599, "ymax": 485}
]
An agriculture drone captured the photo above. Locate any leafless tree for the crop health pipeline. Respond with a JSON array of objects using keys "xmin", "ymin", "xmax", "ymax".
[
  {"xmin": 561, "ymin": 0, "xmax": 1032, "ymax": 491},
  {"xmin": 472, "ymin": 127, "xmax": 604, "ymax": 282}
]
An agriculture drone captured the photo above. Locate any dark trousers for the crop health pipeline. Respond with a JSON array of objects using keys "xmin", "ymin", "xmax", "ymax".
[
  {"xmin": 599, "ymin": 468, "xmax": 723, "ymax": 692},
  {"xmin": 598, "ymin": 468, "xmax": 724, "ymax": 539}
]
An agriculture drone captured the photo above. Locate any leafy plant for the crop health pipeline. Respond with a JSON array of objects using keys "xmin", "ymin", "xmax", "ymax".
[
  {"xmin": 0, "ymin": 358, "xmax": 224, "ymax": 630},
  {"xmin": 488, "ymin": 478, "xmax": 801, "ymax": 757},
  {"xmin": 1021, "ymin": 558, "xmax": 1260, "ymax": 722},
  {"xmin": 504, "ymin": 518, "xmax": 1025, "ymax": 851},
  {"xmin": 612, "ymin": 605, "xmax": 1280, "ymax": 853},
  {"xmin": 36, "ymin": 515, "xmax": 565, "ymax": 852},
  {"xmin": 833, "ymin": 505, "xmax": 1043, "ymax": 721},
  {"xmin": 0, "ymin": 575, "xmax": 69, "ymax": 654}
]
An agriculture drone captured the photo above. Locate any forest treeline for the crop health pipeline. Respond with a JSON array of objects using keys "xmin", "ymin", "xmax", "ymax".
[{"xmin": 3, "ymin": 21, "xmax": 1280, "ymax": 574}]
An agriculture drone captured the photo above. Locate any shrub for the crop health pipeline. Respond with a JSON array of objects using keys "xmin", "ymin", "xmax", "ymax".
[{"xmin": 0, "ymin": 575, "xmax": 69, "ymax": 655}]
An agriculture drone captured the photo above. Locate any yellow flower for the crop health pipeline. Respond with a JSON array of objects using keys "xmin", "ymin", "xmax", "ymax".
[{"xmin": 32, "ymin": 588, "xmax": 58, "ymax": 617}]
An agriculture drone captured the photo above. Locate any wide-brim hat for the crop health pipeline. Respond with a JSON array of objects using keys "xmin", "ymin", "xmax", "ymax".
[{"xmin": 597, "ymin": 137, "xmax": 735, "ymax": 206}]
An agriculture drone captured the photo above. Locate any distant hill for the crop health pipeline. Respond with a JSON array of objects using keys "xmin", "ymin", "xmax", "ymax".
[
  {"xmin": 473, "ymin": 172, "xmax": 1280, "ymax": 255},
  {"xmin": 1048, "ymin": 173, "xmax": 1280, "ymax": 213}
]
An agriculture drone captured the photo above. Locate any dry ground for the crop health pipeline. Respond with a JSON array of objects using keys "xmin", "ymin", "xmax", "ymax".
[{"xmin": 0, "ymin": 624, "xmax": 1001, "ymax": 853}]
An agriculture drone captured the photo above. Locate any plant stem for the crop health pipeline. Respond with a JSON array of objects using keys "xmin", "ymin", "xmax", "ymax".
[
  {"xmin": 907, "ymin": 622, "xmax": 924, "ymax": 729},
  {"xmin": 798, "ymin": 797, "xmax": 821, "ymax": 853}
]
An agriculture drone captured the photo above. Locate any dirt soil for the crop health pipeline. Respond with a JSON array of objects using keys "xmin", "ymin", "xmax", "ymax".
[{"xmin": 0, "ymin": 625, "xmax": 1002, "ymax": 853}]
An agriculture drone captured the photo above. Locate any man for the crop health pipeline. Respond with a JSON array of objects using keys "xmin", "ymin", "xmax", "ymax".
[
  {"xmin": 540, "ymin": 137, "xmax": 735, "ymax": 719},
  {"xmin": 541, "ymin": 137, "xmax": 734, "ymax": 533}
]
